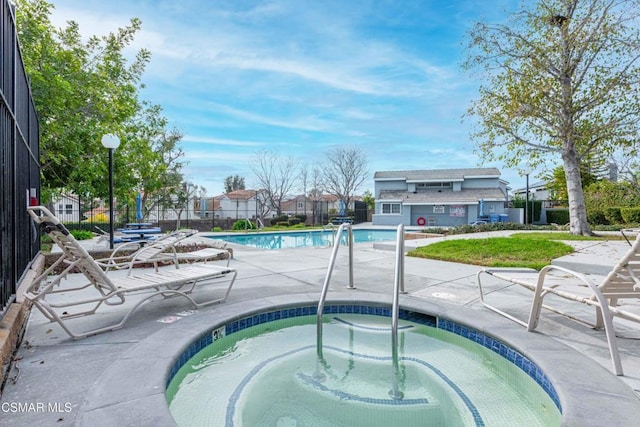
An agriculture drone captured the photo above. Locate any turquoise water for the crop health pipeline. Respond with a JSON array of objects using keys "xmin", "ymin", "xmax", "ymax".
[
  {"xmin": 167, "ymin": 314, "xmax": 561, "ymax": 426},
  {"xmin": 211, "ymin": 229, "xmax": 398, "ymax": 249}
]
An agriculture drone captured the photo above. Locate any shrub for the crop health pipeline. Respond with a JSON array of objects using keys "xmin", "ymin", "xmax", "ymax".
[
  {"xmin": 270, "ymin": 215, "xmax": 288, "ymax": 225},
  {"xmin": 70, "ymin": 229, "xmax": 94, "ymax": 240},
  {"xmin": 276, "ymin": 221, "xmax": 290, "ymax": 227},
  {"xmin": 604, "ymin": 207, "xmax": 623, "ymax": 224},
  {"xmin": 620, "ymin": 207, "xmax": 640, "ymax": 224},
  {"xmin": 587, "ymin": 209, "xmax": 607, "ymax": 225},
  {"xmin": 546, "ymin": 209, "xmax": 569, "ymax": 225},
  {"xmin": 232, "ymin": 219, "xmax": 256, "ymax": 230},
  {"xmin": 288, "ymin": 217, "xmax": 301, "ymax": 226},
  {"xmin": 294, "ymin": 214, "xmax": 307, "ymax": 223}
]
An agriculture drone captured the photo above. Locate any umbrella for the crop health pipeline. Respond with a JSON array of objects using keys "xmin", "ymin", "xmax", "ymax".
[{"xmin": 136, "ymin": 192, "xmax": 143, "ymax": 221}]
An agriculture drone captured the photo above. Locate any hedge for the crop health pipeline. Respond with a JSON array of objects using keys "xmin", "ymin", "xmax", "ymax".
[
  {"xmin": 546, "ymin": 209, "xmax": 569, "ymax": 225},
  {"xmin": 620, "ymin": 207, "xmax": 640, "ymax": 224}
]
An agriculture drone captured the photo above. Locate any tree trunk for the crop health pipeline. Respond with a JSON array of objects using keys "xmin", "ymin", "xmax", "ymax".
[{"xmin": 563, "ymin": 150, "xmax": 592, "ymax": 235}]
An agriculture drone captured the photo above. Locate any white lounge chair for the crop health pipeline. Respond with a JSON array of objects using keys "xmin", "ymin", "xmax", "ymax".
[
  {"xmin": 173, "ymin": 246, "xmax": 232, "ymax": 266},
  {"xmin": 25, "ymin": 206, "xmax": 238, "ymax": 339},
  {"xmin": 96, "ymin": 228, "xmax": 199, "ymax": 273},
  {"xmin": 477, "ymin": 234, "xmax": 640, "ymax": 376}
]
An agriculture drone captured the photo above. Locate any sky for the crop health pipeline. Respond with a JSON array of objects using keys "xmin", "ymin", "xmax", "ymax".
[{"xmin": 45, "ymin": 0, "xmax": 538, "ymax": 196}]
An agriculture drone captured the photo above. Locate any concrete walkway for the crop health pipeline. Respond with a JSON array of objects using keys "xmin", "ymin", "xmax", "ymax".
[{"xmin": 1, "ymin": 231, "xmax": 639, "ymax": 426}]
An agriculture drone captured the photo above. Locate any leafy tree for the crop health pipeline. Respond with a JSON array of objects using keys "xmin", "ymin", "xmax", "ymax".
[
  {"xmin": 249, "ymin": 150, "xmax": 300, "ymax": 215},
  {"xmin": 158, "ymin": 181, "xmax": 205, "ymax": 229},
  {"xmin": 224, "ymin": 175, "xmax": 246, "ymax": 193},
  {"xmin": 321, "ymin": 146, "xmax": 368, "ymax": 212},
  {"xmin": 543, "ymin": 165, "xmax": 598, "ymax": 202},
  {"xmin": 584, "ymin": 180, "xmax": 640, "ymax": 211},
  {"xmin": 362, "ymin": 190, "xmax": 375, "ymax": 210},
  {"xmin": 465, "ymin": 0, "xmax": 640, "ymax": 235},
  {"xmin": 16, "ymin": 0, "xmax": 184, "ymax": 207}
]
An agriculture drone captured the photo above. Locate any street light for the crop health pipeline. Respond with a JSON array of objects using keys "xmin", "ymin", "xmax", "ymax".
[
  {"xmin": 101, "ymin": 134, "xmax": 120, "ymax": 249},
  {"xmin": 525, "ymin": 172, "xmax": 530, "ymax": 225}
]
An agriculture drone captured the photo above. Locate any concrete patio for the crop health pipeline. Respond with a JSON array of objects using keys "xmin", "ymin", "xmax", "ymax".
[{"xmin": 1, "ymin": 230, "xmax": 639, "ymax": 426}]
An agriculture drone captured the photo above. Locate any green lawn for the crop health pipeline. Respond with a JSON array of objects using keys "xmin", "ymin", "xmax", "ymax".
[
  {"xmin": 407, "ymin": 237, "xmax": 575, "ymax": 270},
  {"xmin": 508, "ymin": 232, "xmax": 624, "ymax": 241}
]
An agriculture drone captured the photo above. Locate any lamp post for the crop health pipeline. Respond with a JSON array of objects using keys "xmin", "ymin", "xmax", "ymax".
[
  {"xmin": 101, "ymin": 134, "xmax": 120, "ymax": 249},
  {"xmin": 525, "ymin": 172, "xmax": 530, "ymax": 225}
]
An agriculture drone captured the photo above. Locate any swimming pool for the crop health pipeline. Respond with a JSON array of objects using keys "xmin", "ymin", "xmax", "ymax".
[
  {"xmin": 211, "ymin": 229, "xmax": 398, "ymax": 249},
  {"xmin": 167, "ymin": 305, "xmax": 561, "ymax": 426}
]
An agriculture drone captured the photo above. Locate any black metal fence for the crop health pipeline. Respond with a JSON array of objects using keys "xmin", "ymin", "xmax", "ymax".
[{"xmin": 1, "ymin": 0, "xmax": 40, "ymax": 317}]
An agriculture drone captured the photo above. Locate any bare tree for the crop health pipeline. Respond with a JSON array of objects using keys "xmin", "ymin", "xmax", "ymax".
[
  {"xmin": 321, "ymin": 146, "xmax": 368, "ymax": 212},
  {"xmin": 465, "ymin": 0, "xmax": 640, "ymax": 235},
  {"xmin": 249, "ymin": 150, "xmax": 300, "ymax": 215}
]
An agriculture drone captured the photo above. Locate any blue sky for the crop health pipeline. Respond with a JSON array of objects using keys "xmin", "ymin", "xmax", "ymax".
[{"xmin": 47, "ymin": 0, "xmax": 535, "ymax": 196}]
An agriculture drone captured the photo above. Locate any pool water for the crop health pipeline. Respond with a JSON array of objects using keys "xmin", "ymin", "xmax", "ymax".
[
  {"xmin": 212, "ymin": 229, "xmax": 398, "ymax": 249},
  {"xmin": 167, "ymin": 314, "xmax": 561, "ymax": 426}
]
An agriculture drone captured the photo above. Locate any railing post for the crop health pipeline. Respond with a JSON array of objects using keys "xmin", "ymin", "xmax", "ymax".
[
  {"xmin": 347, "ymin": 224, "xmax": 355, "ymax": 289},
  {"xmin": 316, "ymin": 223, "xmax": 349, "ymax": 366},
  {"xmin": 389, "ymin": 223, "xmax": 404, "ymax": 399}
]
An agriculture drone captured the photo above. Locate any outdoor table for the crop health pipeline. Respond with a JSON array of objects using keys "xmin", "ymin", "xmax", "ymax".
[
  {"xmin": 125, "ymin": 222, "xmax": 153, "ymax": 229},
  {"xmin": 330, "ymin": 217, "xmax": 353, "ymax": 225},
  {"xmin": 119, "ymin": 227, "xmax": 162, "ymax": 242}
]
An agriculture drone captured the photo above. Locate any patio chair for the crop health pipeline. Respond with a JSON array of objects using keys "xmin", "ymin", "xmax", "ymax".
[
  {"xmin": 25, "ymin": 206, "xmax": 238, "ymax": 339},
  {"xmin": 173, "ymin": 244, "xmax": 232, "ymax": 267},
  {"xmin": 476, "ymin": 234, "xmax": 640, "ymax": 376},
  {"xmin": 96, "ymin": 228, "xmax": 202, "ymax": 273}
]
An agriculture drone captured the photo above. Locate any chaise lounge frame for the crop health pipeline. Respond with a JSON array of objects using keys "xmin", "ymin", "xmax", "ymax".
[
  {"xmin": 25, "ymin": 206, "xmax": 238, "ymax": 340},
  {"xmin": 477, "ymin": 234, "xmax": 640, "ymax": 376}
]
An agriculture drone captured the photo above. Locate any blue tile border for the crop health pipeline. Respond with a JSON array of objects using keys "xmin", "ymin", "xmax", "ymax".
[
  {"xmin": 437, "ymin": 318, "xmax": 561, "ymax": 411},
  {"xmin": 167, "ymin": 304, "xmax": 561, "ymax": 414}
]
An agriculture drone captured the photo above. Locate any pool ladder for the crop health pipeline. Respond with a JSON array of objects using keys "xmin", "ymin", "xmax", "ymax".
[{"xmin": 315, "ymin": 223, "xmax": 406, "ymax": 399}]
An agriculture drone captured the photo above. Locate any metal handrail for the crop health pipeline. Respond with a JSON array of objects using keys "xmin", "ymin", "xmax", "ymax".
[
  {"xmin": 322, "ymin": 223, "xmax": 337, "ymax": 246},
  {"xmin": 316, "ymin": 223, "xmax": 354, "ymax": 363},
  {"xmin": 389, "ymin": 223, "xmax": 405, "ymax": 399}
]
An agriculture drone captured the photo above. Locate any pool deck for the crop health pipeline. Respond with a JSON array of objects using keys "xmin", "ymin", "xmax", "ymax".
[{"xmin": 2, "ymin": 228, "xmax": 640, "ymax": 426}]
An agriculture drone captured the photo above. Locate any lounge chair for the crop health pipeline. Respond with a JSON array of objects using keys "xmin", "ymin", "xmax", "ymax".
[
  {"xmin": 173, "ymin": 245, "xmax": 232, "ymax": 267},
  {"xmin": 96, "ymin": 228, "xmax": 200, "ymax": 273},
  {"xmin": 25, "ymin": 206, "xmax": 238, "ymax": 339},
  {"xmin": 476, "ymin": 234, "xmax": 640, "ymax": 375}
]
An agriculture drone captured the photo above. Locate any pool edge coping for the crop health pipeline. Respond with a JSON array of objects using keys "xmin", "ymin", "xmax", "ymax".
[{"xmin": 74, "ymin": 292, "xmax": 640, "ymax": 427}]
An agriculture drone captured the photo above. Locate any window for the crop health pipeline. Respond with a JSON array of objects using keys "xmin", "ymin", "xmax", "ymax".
[
  {"xmin": 297, "ymin": 202, "xmax": 304, "ymax": 209},
  {"xmin": 433, "ymin": 205, "xmax": 445, "ymax": 214},
  {"xmin": 381, "ymin": 203, "xmax": 401, "ymax": 214},
  {"xmin": 417, "ymin": 182, "xmax": 451, "ymax": 189},
  {"xmin": 65, "ymin": 204, "xmax": 73, "ymax": 215}
]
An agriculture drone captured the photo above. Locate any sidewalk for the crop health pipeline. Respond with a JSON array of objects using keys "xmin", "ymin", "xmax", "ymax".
[{"xmin": 1, "ymin": 232, "xmax": 639, "ymax": 426}]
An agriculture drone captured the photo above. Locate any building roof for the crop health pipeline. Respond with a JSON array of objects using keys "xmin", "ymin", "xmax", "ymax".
[
  {"xmin": 378, "ymin": 188, "xmax": 507, "ymax": 205},
  {"xmin": 224, "ymin": 189, "xmax": 257, "ymax": 200},
  {"xmin": 374, "ymin": 167, "xmax": 501, "ymax": 181},
  {"xmin": 512, "ymin": 180, "xmax": 549, "ymax": 194}
]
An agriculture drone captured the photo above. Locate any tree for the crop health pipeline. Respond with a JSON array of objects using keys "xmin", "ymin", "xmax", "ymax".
[
  {"xmin": 224, "ymin": 175, "xmax": 246, "ymax": 193},
  {"xmin": 362, "ymin": 190, "xmax": 375, "ymax": 210},
  {"xmin": 160, "ymin": 181, "xmax": 205, "ymax": 229},
  {"xmin": 465, "ymin": 0, "xmax": 640, "ymax": 235},
  {"xmin": 249, "ymin": 151, "xmax": 300, "ymax": 215},
  {"xmin": 321, "ymin": 146, "xmax": 368, "ymax": 212},
  {"xmin": 16, "ymin": 0, "xmax": 184, "ymax": 206}
]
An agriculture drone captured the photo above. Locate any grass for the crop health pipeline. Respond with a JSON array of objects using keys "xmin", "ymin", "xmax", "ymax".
[
  {"xmin": 407, "ymin": 237, "xmax": 575, "ymax": 270},
  {"xmin": 509, "ymin": 232, "xmax": 625, "ymax": 241}
]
